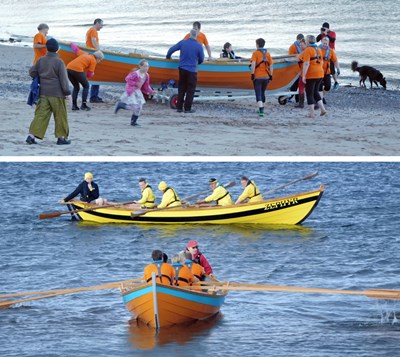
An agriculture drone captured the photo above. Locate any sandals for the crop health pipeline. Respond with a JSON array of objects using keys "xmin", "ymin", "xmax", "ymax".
[{"xmin": 320, "ymin": 111, "xmax": 328, "ymax": 117}]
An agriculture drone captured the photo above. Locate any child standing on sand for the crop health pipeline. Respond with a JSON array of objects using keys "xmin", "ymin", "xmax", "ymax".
[{"xmin": 114, "ymin": 59, "xmax": 155, "ymax": 126}]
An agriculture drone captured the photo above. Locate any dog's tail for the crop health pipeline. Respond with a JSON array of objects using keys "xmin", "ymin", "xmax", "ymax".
[{"xmin": 351, "ymin": 61, "xmax": 359, "ymax": 72}]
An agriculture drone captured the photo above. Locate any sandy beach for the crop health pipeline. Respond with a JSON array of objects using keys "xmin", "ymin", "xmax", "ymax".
[{"xmin": 0, "ymin": 44, "xmax": 399, "ymax": 157}]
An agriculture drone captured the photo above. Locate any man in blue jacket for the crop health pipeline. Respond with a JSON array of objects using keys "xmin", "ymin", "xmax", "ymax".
[{"xmin": 166, "ymin": 29, "xmax": 204, "ymax": 113}]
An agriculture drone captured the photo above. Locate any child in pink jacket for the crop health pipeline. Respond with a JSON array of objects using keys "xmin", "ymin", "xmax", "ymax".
[{"xmin": 114, "ymin": 59, "xmax": 155, "ymax": 126}]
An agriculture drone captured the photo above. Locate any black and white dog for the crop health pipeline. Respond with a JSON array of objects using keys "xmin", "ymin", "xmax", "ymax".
[{"xmin": 351, "ymin": 61, "xmax": 387, "ymax": 89}]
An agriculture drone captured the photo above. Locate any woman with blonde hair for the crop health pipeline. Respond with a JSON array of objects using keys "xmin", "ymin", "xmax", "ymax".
[
  {"xmin": 298, "ymin": 35, "xmax": 327, "ymax": 118},
  {"xmin": 114, "ymin": 59, "xmax": 156, "ymax": 126}
]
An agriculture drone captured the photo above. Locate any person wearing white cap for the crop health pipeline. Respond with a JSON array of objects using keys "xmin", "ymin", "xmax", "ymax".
[
  {"xmin": 197, "ymin": 178, "xmax": 233, "ymax": 206},
  {"xmin": 61, "ymin": 172, "xmax": 108, "ymax": 205},
  {"xmin": 157, "ymin": 181, "xmax": 182, "ymax": 208}
]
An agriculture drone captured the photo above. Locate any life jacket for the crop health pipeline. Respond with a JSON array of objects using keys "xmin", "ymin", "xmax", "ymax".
[
  {"xmin": 319, "ymin": 44, "xmax": 330, "ymax": 61},
  {"xmin": 294, "ymin": 41, "xmax": 302, "ymax": 54},
  {"xmin": 247, "ymin": 180, "xmax": 261, "ymax": 199},
  {"xmin": 172, "ymin": 263, "xmax": 190, "ymax": 286},
  {"xmin": 165, "ymin": 187, "xmax": 180, "ymax": 207},
  {"xmin": 215, "ymin": 184, "xmax": 232, "ymax": 205},
  {"xmin": 308, "ymin": 44, "xmax": 321, "ymax": 64},
  {"xmin": 146, "ymin": 261, "xmax": 172, "ymax": 285},
  {"xmin": 255, "ymin": 48, "xmax": 270, "ymax": 70},
  {"xmin": 221, "ymin": 49, "xmax": 236, "ymax": 59},
  {"xmin": 142, "ymin": 185, "xmax": 155, "ymax": 204}
]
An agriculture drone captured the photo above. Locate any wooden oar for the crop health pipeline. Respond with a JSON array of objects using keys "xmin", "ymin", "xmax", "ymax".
[
  {"xmin": 38, "ymin": 200, "xmax": 138, "ymax": 220},
  {"xmin": 262, "ymin": 171, "xmax": 319, "ymax": 196},
  {"xmin": 0, "ymin": 277, "xmax": 143, "ymax": 301},
  {"xmin": 185, "ymin": 281, "xmax": 400, "ymax": 300},
  {"xmin": 181, "ymin": 180, "xmax": 236, "ymax": 203}
]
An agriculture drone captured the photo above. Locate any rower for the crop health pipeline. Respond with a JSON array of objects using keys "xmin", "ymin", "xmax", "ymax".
[
  {"xmin": 157, "ymin": 181, "xmax": 182, "ymax": 208},
  {"xmin": 133, "ymin": 177, "xmax": 156, "ymax": 209},
  {"xmin": 143, "ymin": 250, "xmax": 175, "ymax": 285},
  {"xmin": 196, "ymin": 178, "xmax": 233, "ymax": 206},
  {"xmin": 235, "ymin": 176, "xmax": 263, "ymax": 204},
  {"xmin": 185, "ymin": 240, "xmax": 214, "ymax": 280},
  {"xmin": 171, "ymin": 253, "xmax": 195, "ymax": 287}
]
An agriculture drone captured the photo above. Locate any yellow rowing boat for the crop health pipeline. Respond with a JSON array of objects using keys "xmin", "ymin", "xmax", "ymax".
[{"xmin": 63, "ymin": 184, "xmax": 324, "ymax": 225}]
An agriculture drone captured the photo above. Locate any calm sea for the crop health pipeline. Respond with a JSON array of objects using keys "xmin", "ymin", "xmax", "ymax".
[
  {"xmin": 0, "ymin": 161, "xmax": 399, "ymax": 356},
  {"xmin": 0, "ymin": 0, "xmax": 399, "ymax": 84}
]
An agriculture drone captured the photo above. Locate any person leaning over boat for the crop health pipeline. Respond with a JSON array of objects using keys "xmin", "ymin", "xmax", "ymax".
[
  {"xmin": 61, "ymin": 172, "xmax": 108, "ymax": 205},
  {"xmin": 185, "ymin": 240, "xmax": 213, "ymax": 279},
  {"xmin": 288, "ymin": 33, "xmax": 305, "ymax": 104},
  {"xmin": 220, "ymin": 42, "xmax": 242, "ymax": 59},
  {"xmin": 171, "ymin": 253, "xmax": 195, "ymax": 287},
  {"xmin": 25, "ymin": 38, "xmax": 71, "ymax": 146},
  {"xmin": 66, "ymin": 43, "xmax": 104, "ymax": 111},
  {"xmin": 196, "ymin": 178, "xmax": 233, "ymax": 206},
  {"xmin": 114, "ymin": 59, "xmax": 156, "ymax": 126},
  {"xmin": 157, "ymin": 181, "xmax": 182, "ymax": 209},
  {"xmin": 184, "ymin": 21, "xmax": 212, "ymax": 60},
  {"xmin": 33, "ymin": 23, "xmax": 49, "ymax": 64},
  {"xmin": 250, "ymin": 38, "xmax": 273, "ymax": 118},
  {"xmin": 319, "ymin": 37, "xmax": 340, "ymax": 106},
  {"xmin": 235, "ymin": 176, "xmax": 263, "ymax": 204},
  {"xmin": 143, "ymin": 250, "xmax": 175, "ymax": 285},
  {"xmin": 166, "ymin": 29, "xmax": 204, "ymax": 113},
  {"xmin": 132, "ymin": 177, "xmax": 156, "ymax": 209},
  {"xmin": 86, "ymin": 18, "xmax": 104, "ymax": 103}
]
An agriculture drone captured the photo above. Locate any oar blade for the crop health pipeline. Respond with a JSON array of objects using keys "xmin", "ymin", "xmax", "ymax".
[
  {"xmin": 365, "ymin": 289, "xmax": 400, "ymax": 300},
  {"xmin": 38, "ymin": 211, "xmax": 63, "ymax": 220}
]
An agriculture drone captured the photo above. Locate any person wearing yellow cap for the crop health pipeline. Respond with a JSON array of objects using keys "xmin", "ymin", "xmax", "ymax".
[
  {"xmin": 157, "ymin": 181, "xmax": 182, "ymax": 209},
  {"xmin": 132, "ymin": 177, "xmax": 156, "ymax": 209},
  {"xmin": 61, "ymin": 172, "xmax": 108, "ymax": 205},
  {"xmin": 235, "ymin": 176, "xmax": 263, "ymax": 204},
  {"xmin": 197, "ymin": 178, "xmax": 233, "ymax": 206}
]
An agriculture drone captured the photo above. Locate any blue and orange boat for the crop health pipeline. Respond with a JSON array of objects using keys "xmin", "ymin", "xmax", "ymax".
[
  {"xmin": 121, "ymin": 278, "xmax": 227, "ymax": 329},
  {"xmin": 58, "ymin": 41, "xmax": 299, "ymax": 92}
]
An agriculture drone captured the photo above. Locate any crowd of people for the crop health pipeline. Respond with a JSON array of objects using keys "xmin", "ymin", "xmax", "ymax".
[
  {"xmin": 26, "ymin": 19, "xmax": 340, "ymax": 144},
  {"xmin": 143, "ymin": 240, "xmax": 214, "ymax": 287},
  {"xmin": 60, "ymin": 174, "xmax": 264, "ymax": 208}
]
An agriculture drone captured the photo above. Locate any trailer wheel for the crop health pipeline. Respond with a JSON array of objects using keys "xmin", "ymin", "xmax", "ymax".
[
  {"xmin": 278, "ymin": 96, "xmax": 288, "ymax": 105},
  {"xmin": 169, "ymin": 94, "xmax": 178, "ymax": 109}
]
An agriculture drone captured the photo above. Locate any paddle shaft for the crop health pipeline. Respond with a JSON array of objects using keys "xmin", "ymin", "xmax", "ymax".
[
  {"xmin": 262, "ymin": 171, "xmax": 319, "ymax": 196},
  {"xmin": 39, "ymin": 200, "xmax": 138, "ymax": 220},
  {"xmin": 187, "ymin": 282, "xmax": 400, "ymax": 300},
  {"xmin": 0, "ymin": 277, "xmax": 143, "ymax": 299}
]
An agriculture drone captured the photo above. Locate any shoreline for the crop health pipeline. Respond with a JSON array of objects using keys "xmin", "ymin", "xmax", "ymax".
[{"xmin": 0, "ymin": 44, "xmax": 399, "ymax": 157}]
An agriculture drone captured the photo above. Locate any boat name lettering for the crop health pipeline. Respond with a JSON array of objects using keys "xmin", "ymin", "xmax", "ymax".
[{"xmin": 264, "ymin": 197, "xmax": 298, "ymax": 211}]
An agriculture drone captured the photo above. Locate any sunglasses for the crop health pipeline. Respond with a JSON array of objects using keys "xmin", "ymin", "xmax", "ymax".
[{"xmin": 190, "ymin": 246, "xmax": 198, "ymax": 249}]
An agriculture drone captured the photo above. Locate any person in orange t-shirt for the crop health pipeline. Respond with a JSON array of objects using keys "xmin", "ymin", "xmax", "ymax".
[
  {"xmin": 143, "ymin": 250, "xmax": 175, "ymax": 285},
  {"xmin": 250, "ymin": 38, "xmax": 273, "ymax": 117},
  {"xmin": 33, "ymin": 23, "xmax": 49, "ymax": 64},
  {"xmin": 66, "ymin": 43, "xmax": 104, "ymax": 111},
  {"xmin": 319, "ymin": 37, "xmax": 340, "ymax": 105},
  {"xmin": 184, "ymin": 21, "xmax": 212, "ymax": 60},
  {"xmin": 288, "ymin": 33, "xmax": 305, "ymax": 104},
  {"xmin": 86, "ymin": 18, "xmax": 104, "ymax": 103},
  {"xmin": 298, "ymin": 35, "xmax": 326, "ymax": 118}
]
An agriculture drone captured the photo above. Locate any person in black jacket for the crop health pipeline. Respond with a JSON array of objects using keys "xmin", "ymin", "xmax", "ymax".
[{"xmin": 61, "ymin": 172, "xmax": 108, "ymax": 205}]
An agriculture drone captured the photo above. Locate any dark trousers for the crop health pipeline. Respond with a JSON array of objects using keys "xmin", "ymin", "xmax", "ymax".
[
  {"xmin": 90, "ymin": 85, "xmax": 100, "ymax": 99},
  {"xmin": 253, "ymin": 78, "xmax": 269, "ymax": 102},
  {"xmin": 67, "ymin": 69, "xmax": 89, "ymax": 103},
  {"xmin": 305, "ymin": 78, "xmax": 323, "ymax": 104},
  {"xmin": 319, "ymin": 74, "xmax": 332, "ymax": 92},
  {"xmin": 177, "ymin": 68, "xmax": 197, "ymax": 111}
]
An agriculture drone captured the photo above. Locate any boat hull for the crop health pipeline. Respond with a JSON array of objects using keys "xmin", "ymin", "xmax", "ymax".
[
  {"xmin": 122, "ymin": 283, "xmax": 226, "ymax": 328},
  {"xmin": 65, "ymin": 185, "xmax": 324, "ymax": 225},
  {"xmin": 58, "ymin": 42, "xmax": 299, "ymax": 91}
]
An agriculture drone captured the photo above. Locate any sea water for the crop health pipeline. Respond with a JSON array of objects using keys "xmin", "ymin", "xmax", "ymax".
[
  {"xmin": 0, "ymin": 161, "xmax": 399, "ymax": 356},
  {"xmin": 0, "ymin": 0, "xmax": 399, "ymax": 85}
]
